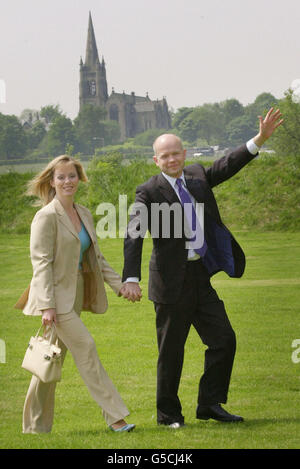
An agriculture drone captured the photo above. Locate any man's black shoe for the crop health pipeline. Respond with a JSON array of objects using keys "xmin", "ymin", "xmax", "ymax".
[{"xmin": 196, "ymin": 404, "xmax": 244, "ymax": 422}]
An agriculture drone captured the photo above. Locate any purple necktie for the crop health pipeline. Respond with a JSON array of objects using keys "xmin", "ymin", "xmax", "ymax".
[{"xmin": 176, "ymin": 178, "xmax": 207, "ymax": 256}]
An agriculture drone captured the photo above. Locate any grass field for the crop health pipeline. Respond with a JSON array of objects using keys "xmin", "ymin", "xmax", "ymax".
[{"xmin": 0, "ymin": 232, "xmax": 300, "ymax": 449}]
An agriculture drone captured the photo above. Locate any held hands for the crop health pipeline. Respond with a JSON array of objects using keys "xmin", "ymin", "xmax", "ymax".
[
  {"xmin": 253, "ymin": 107, "xmax": 283, "ymax": 147},
  {"xmin": 41, "ymin": 285, "xmax": 142, "ymax": 323},
  {"xmin": 119, "ymin": 282, "xmax": 142, "ymax": 302}
]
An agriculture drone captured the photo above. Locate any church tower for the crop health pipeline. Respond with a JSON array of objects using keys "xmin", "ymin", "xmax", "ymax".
[
  {"xmin": 79, "ymin": 12, "xmax": 108, "ymax": 110},
  {"xmin": 79, "ymin": 13, "xmax": 171, "ymax": 140}
]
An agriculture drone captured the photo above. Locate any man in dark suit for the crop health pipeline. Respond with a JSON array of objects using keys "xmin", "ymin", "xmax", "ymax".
[{"xmin": 122, "ymin": 108, "xmax": 283, "ymax": 428}]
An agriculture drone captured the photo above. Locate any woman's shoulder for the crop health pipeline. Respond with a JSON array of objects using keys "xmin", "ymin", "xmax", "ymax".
[
  {"xmin": 75, "ymin": 203, "xmax": 93, "ymax": 218},
  {"xmin": 32, "ymin": 199, "xmax": 57, "ymax": 223},
  {"xmin": 75, "ymin": 202, "xmax": 88, "ymax": 210}
]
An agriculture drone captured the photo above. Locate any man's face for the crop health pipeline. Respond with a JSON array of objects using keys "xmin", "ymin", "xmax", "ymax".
[{"xmin": 153, "ymin": 135, "xmax": 186, "ymax": 178}]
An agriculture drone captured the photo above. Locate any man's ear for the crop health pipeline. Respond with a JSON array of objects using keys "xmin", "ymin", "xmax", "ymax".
[{"xmin": 153, "ymin": 155, "xmax": 158, "ymax": 167}]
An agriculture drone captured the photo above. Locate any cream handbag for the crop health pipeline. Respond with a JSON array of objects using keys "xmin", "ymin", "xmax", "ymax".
[{"xmin": 22, "ymin": 325, "xmax": 62, "ymax": 383}]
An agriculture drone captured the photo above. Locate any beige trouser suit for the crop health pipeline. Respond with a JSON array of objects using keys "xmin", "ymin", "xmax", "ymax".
[{"xmin": 15, "ymin": 198, "xmax": 129, "ymax": 433}]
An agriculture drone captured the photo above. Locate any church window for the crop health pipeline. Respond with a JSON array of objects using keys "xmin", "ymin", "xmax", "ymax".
[
  {"xmin": 88, "ymin": 80, "xmax": 96, "ymax": 96},
  {"xmin": 110, "ymin": 104, "xmax": 119, "ymax": 122}
]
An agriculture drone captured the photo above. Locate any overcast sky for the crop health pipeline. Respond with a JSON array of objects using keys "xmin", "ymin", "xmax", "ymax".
[{"xmin": 0, "ymin": 0, "xmax": 299, "ymax": 119}]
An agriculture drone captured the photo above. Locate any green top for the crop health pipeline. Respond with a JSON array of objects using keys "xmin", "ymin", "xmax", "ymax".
[{"xmin": 78, "ymin": 222, "xmax": 91, "ymax": 269}]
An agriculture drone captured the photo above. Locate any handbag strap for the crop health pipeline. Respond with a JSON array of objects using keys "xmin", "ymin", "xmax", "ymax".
[
  {"xmin": 48, "ymin": 324, "xmax": 57, "ymax": 345},
  {"xmin": 35, "ymin": 324, "xmax": 58, "ymax": 345}
]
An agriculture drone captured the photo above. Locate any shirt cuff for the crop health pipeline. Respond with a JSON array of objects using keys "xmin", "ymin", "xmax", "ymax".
[
  {"xmin": 124, "ymin": 277, "xmax": 139, "ymax": 283},
  {"xmin": 246, "ymin": 139, "xmax": 260, "ymax": 155}
]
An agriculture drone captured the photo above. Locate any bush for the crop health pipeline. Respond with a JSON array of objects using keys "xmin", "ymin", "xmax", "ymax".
[
  {"xmin": 85, "ymin": 157, "xmax": 159, "ymax": 226},
  {"xmin": 1, "ymin": 153, "xmax": 299, "ymax": 234}
]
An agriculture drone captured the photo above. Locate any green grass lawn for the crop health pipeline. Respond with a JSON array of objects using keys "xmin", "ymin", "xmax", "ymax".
[{"xmin": 0, "ymin": 232, "xmax": 299, "ymax": 449}]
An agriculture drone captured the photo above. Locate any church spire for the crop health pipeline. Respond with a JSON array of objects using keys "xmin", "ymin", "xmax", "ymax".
[{"xmin": 85, "ymin": 12, "xmax": 100, "ymax": 67}]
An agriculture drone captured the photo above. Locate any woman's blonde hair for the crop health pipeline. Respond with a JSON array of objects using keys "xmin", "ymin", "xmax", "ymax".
[{"xmin": 27, "ymin": 155, "xmax": 88, "ymax": 206}]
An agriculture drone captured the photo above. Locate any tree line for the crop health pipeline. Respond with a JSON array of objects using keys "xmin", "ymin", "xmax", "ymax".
[
  {"xmin": 0, "ymin": 89, "xmax": 299, "ymax": 160},
  {"xmin": 0, "ymin": 104, "xmax": 120, "ymax": 160}
]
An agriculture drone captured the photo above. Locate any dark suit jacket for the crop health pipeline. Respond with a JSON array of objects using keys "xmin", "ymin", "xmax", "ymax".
[{"xmin": 122, "ymin": 144, "xmax": 257, "ymax": 304}]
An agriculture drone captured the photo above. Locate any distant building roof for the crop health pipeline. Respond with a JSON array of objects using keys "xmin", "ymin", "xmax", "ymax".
[{"xmin": 135, "ymin": 101, "xmax": 155, "ymax": 113}]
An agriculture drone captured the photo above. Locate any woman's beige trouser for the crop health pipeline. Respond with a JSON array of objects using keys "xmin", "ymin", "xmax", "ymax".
[{"xmin": 23, "ymin": 271, "xmax": 129, "ymax": 433}]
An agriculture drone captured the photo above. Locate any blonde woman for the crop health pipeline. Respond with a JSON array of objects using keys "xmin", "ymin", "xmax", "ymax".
[{"xmin": 15, "ymin": 155, "xmax": 135, "ymax": 434}]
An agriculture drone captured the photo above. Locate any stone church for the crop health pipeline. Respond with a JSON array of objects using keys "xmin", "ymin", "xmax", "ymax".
[{"xmin": 79, "ymin": 13, "xmax": 171, "ymax": 141}]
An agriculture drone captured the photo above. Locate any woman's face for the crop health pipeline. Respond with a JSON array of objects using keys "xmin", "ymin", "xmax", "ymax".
[{"xmin": 51, "ymin": 162, "xmax": 79, "ymax": 199}]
